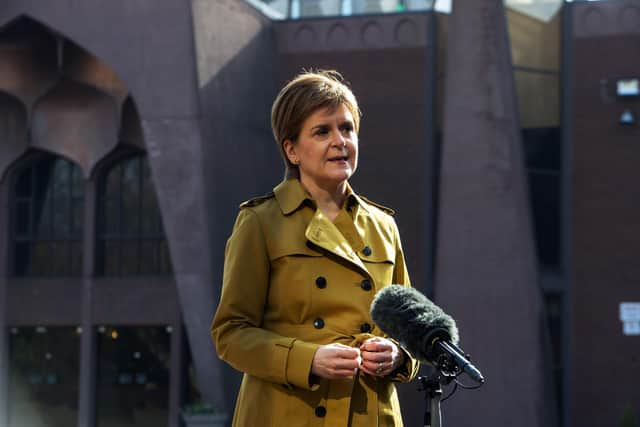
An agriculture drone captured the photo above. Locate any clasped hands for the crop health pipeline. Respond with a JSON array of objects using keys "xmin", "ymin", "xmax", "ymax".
[{"xmin": 311, "ymin": 337, "xmax": 404, "ymax": 380}]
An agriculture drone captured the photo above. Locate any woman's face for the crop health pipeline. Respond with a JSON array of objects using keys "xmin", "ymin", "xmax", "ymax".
[{"xmin": 284, "ymin": 103, "xmax": 358, "ymax": 191}]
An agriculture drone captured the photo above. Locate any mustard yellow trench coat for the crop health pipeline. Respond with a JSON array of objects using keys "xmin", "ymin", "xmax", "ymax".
[{"xmin": 211, "ymin": 178, "xmax": 419, "ymax": 427}]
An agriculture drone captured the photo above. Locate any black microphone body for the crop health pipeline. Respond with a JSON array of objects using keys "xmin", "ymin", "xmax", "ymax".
[{"xmin": 370, "ymin": 285, "xmax": 484, "ymax": 383}]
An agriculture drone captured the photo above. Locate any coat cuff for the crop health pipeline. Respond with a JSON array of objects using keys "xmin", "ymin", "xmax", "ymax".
[
  {"xmin": 388, "ymin": 339, "xmax": 420, "ymax": 383},
  {"xmin": 285, "ymin": 340, "xmax": 321, "ymax": 390}
]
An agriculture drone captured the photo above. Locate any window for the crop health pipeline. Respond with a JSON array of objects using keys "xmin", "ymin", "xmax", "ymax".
[
  {"xmin": 8, "ymin": 327, "xmax": 80, "ymax": 427},
  {"xmin": 95, "ymin": 326, "xmax": 171, "ymax": 427},
  {"xmin": 523, "ymin": 127, "xmax": 561, "ymax": 270},
  {"xmin": 11, "ymin": 155, "xmax": 84, "ymax": 276},
  {"xmin": 98, "ymin": 155, "xmax": 171, "ymax": 276}
]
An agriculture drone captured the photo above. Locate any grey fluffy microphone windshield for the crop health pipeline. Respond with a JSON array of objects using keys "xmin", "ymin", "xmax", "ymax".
[
  {"xmin": 370, "ymin": 285, "xmax": 484, "ymax": 383},
  {"xmin": 370, "ymin": 285, "xmax": 459, "ymax": 355}
]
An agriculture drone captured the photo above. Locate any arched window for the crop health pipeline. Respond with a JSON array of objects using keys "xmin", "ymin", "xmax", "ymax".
[
  {"xmin": 11, "ymin": 154, "xmax": 84, "ymax": 276},
  {"xmin": 98, "ymin": 155, "xmax": 171, "ymax": 276}
]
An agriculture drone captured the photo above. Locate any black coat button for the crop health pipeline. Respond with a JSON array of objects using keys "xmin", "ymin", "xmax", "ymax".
[
  {"xmin": 306, "ymin": 241, "xmax": 314, "ymax": 250},
  {"xmin": 360, "ymin": 279, "xmax": 372, "ymax": 291},
  {"xmin": 313, "ymin": 318, "xmax": 325, "ymax": 329},
  {"xmin": 360, "ymin": 323, "xmax": 372, "ymax": 333},
  {"xmin": 362, "ymin": 246, "xmax": 372, "ymax": 256},
  {"xmin": 315, "ymin": 277, "xmax": 327, "ymax": 289},
  {"xmin": 315, "ymin": 406, "xmax": 327, "ymax": 417}
]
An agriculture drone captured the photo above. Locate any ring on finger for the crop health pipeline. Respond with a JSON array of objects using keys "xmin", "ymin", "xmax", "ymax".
[{"xmin": 376, "ymin": 362, "xmax": 383, "ymax": 374}]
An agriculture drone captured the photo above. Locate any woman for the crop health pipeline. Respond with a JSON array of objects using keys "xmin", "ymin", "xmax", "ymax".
[{"xmin": 211, "ymin": 70, "xmax": 418, "ymax": 427}]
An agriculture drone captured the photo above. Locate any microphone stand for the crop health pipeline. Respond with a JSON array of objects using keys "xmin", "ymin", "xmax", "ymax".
[
  {"xmin": 418, "ymin": 371, "xmax": 455, "ymax": 427},
  {"xmin": 419, "ymin": 375, "xmax": 442, "ymax": 427}
]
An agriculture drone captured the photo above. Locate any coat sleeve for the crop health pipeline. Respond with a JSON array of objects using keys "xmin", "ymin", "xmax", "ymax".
[
  {"xmin": 211, "ymin": 208, "xmax": 320, "ymax": 391},
  {"xmin": 387, "ymin": 218, "xmax": 420, "ymax": 383}
]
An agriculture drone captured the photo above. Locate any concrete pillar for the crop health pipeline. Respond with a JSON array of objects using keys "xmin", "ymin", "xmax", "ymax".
[
  {"xmin": 434, "ymin": 1, "xmax": 556, "ymax": 426},
  {"xmin": 0, "ymin": 179, "xmax": 10, "ymax": 427},
  {"xmin": 77, "ymin": 180, "xmax": 97, "ymax": 427},
  {"xmin": 142, "ymin": 118, "xmax": 224, "ymax": 410}
]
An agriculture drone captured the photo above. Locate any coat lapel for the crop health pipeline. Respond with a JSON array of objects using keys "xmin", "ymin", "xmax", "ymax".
[{"xmin": 305, "ymin": 209, "xmax": 369, "ymax": 276}]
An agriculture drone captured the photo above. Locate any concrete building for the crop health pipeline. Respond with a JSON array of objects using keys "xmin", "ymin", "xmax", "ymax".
[{"xmin": 0, "ymin": 1, "xmax": 637, "ymax": 426}]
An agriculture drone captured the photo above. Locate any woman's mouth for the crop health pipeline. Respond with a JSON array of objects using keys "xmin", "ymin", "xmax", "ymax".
[{"xmin": 328, "ymin": 156, "xmax": 349, "ymax": 163}]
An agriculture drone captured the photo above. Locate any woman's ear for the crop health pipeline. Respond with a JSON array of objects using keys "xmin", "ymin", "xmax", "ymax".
[{"xmin": 282, "ymin": 139, "xmax": 298, "ymax": 165}]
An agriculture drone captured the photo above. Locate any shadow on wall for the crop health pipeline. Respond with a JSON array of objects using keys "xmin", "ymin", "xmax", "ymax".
[{"xmin": 195, "ymin": 23, "xmax": 281, "ymax": 414}]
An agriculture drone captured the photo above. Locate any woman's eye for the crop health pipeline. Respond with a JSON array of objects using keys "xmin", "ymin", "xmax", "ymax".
[
  {"xmin": 340, "ymin": 124, "xmax": 354, "ymax": 133},
  {"xmin": 314, "ymin": 127, "xmax": 329, "ymax": 137}
]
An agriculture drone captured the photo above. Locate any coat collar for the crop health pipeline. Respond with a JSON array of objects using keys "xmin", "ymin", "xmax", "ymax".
[
  {"xmin": 273, "ymin": 178, "xmax": 372, "ymax": 277},
  {"xmin": 273, "ymin": 178, "xmax": 371, "ymax": 216}
]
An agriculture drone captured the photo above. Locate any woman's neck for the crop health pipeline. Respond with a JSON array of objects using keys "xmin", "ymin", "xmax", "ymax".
[{"xmin": 300, "ymin": 177, "xmax": 347, "ymax": 221}]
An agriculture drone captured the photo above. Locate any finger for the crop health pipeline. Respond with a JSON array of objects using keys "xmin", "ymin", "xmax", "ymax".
[
  {"xmin": 361, "ymin": 359, "xmax": 387, "ymax": 371},
  {"xmin": 360, "ymin": 350, "xmax": 390, "ymax": 363},
  {"xmin": 360, "ymin": 340, "xmax": 392, "ymax": 353},
  {"xmin": 360, "ymin": 365, "xmax": 376, "ymax": 376},
  {"xmin": 334, "ymin": 347, "xmax": 361, "ymax": 359},
  {"xmin": 331, "ymin": 343, "xmax": 356, "ymax": 350},
  {"xmin": 360, "ymin": 362, "xmax": 389, "ymax": 377},
  {"xmin": 361, "ymin": 361, "xmax": 388, "ymax": 377},
  {"xmin": 329, "ymin": 358, "xmax": 361, "ymax": 371},
  {"xmin": 359, "ymin": 338, "xmax": 382, "ymax": 350},
  {"xmin": 321, "ymin": 358, "xmax": 360, "ymax": 377}
]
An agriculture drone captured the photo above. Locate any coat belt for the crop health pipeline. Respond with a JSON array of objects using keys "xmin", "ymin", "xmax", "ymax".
[{"xmin": 323, "ymin": 333, "xmax": 379, "ymax": 427}]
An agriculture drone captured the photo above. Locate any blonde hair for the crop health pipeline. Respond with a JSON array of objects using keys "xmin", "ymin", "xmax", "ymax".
[{"xmin": 271, "ymin": 70, "xmax": 361, "ymax": 179}]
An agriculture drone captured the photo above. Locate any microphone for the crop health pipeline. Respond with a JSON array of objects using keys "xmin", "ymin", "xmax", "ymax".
[{"xmin": 370, "ymin": 285, "xmax": 485, "ymax": 383}]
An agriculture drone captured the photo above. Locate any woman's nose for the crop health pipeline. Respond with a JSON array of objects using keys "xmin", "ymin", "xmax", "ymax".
[{"xmin": 333, "ymin": 131, "xmax": 347, "ymax": 147}]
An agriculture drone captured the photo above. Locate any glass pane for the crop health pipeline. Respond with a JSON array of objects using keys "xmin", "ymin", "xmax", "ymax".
[
  {"xmin": 141, "ymin": 193, "xmax": 161, "ymax": 235},
  {"xmin": 298, "ymin": 0, "xmax": 341, "ymax": 17},
  {"xmin": 523, "ymin": 127, "xmax": 561, "ymax": 171},
  {"xmin": 72, "ymin": 199, "xmax": 84, "ymax": 236},
  {"xmin": 506, "ymin": 3, "xmax": 561, "ymax": 70},
  {"xmin": 122, "ymin": 159, "xmax": 140, "ymax": 236},
  {"xmin": 185, "ymin": 337, "xmax": 202, "ymax": 405},
  {"xmin": 122, "ymin": 158, "xmax": 140, "ymax": 192},
  {"xmin": 51, "ymin": 160, "xmax": 70, "ymax": 199},
  {"xmin": 16, "ymin": 169, "xmax": 32, "ymax": 198},
  {"xmin": 14, "ymin": 242, "xmax": 31, "ymax": 276},
  {"xmin": 34, "ymin": 158, "xmax": 54, "ymax": 238},
  {"xmin": 528, "ymin": 171, "xmax": 560, "ymax": 269},
  {"xmin": 260, "ymin": 0, "xmax": 289, "ymax": 16},
  {"xmin": 352, "ymin": 0, "xmax": 401, "ymax": 14},
  {"xmin": 514, "ymin": 70, "xmax": 560, "ymax": 129},
  {"xmin": 50, "ymin": 241, "xmax": 69, "ymax": 276},
  {"xmin": 99, "ymin": 155, "xmax": 167, "ymax": 276},
  {"xmin": 8, "ymin": 327, "xmax": 80, "ymax": 427},
  {"xmin": 71, "ymin": 165, "xmax": 84, "ymax": 198},
  {"xmin": 52, "ymin": 197, "xmax": 70, "ymax": 237},
  {"xmin": 103, "ymin": 198, "xmax": 119, "ymax": 236},
  {"xmin": 159, "ymin": 241, "xmax": 172, "ymax": 275},
  {"xmin": 15, "ymin": 201, "xmax": 30, "ymax": 237},
  {"xmin": 105, "ymin": 164, "xmax": 121, "ymax": 198},
  {"xmin": 406, "ymin": 0, "xmax": 435, "ymax": 11},
  {"xmin": 104, "ymin": 241, "xmax": 120, "ymax": 276},
  {"xmin": 34, "ymin": 192, "xmax": 51, "ymax": 238},
  {"xmin": 12, "ymin": 155, "xmax": 85, "ymax": 278},
  {"xmin": 96, "ymin": 326, "xmax": 170, "ymax": 427},
  {"xmin": 544, "ymin": 293, "xmax": 564, "ymax": 417},
  {"xmin": 140, "ymin": 241, "xmax": 158, "ymax": 275},
  {"xmin": 70, "ymin": 241, "xmax": 83, "ymax": 276},
  {"xmin": 121, "ymin": 240, "xmax": 139, "ymax": 275},
  {"xmin": 31, "ymin": 242, "xmax": 51, "ymax": 276},
  {"xmin": 141, "ymin": 159, "xmax": 161, "ymax": 235},
  {"xmin": 141, "ymin": 157, "xmax": 151, "ymax": 183}
]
